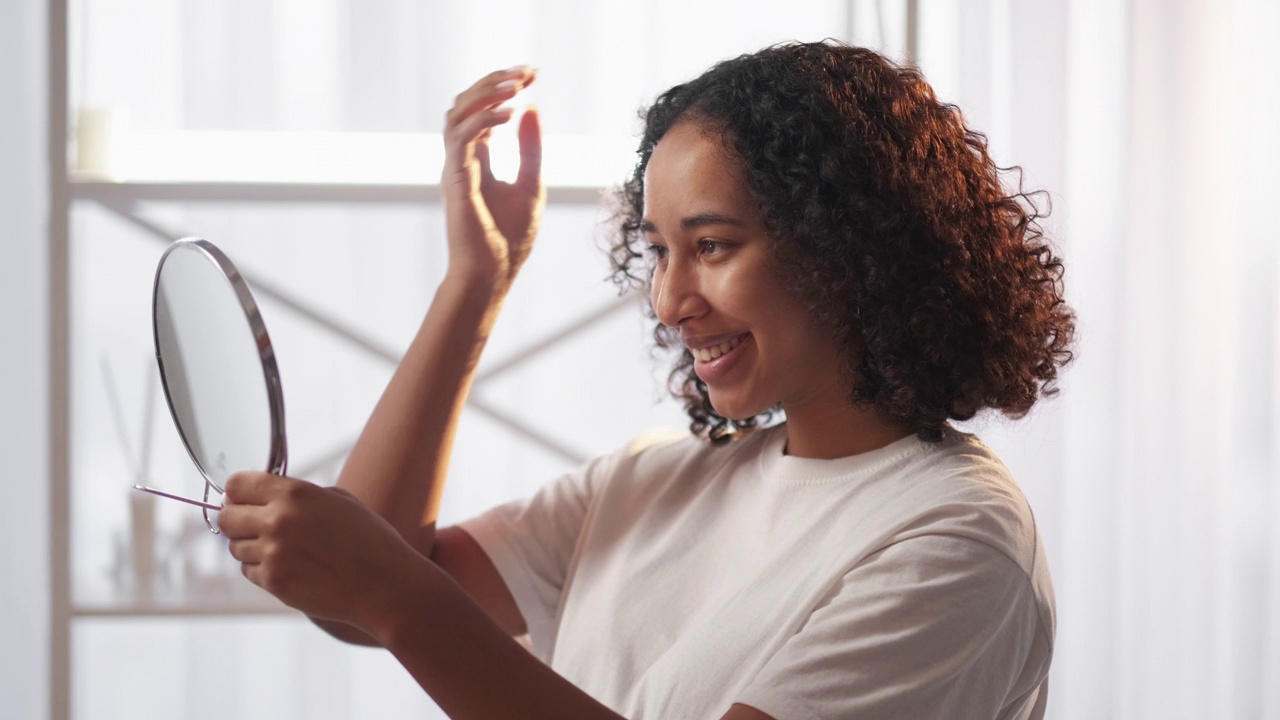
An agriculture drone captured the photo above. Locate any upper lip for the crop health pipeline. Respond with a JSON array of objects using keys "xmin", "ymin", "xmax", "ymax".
[{"xmin": 681, "ymin": 331, "xmax": 749, "ymax": 350}]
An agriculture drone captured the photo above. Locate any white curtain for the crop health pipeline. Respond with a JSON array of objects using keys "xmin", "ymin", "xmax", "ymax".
[
  {"xmin": 1071, "ymin": 0, "xmax": 1280, "ymax": 716},
  {"xmin": 929, "ymin": 1, "xmax": 1280, "ymax": 718}
]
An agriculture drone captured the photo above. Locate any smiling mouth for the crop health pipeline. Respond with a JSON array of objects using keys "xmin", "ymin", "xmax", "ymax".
[{"xmin": 689, "ymin": 333, "xmax": 748, "ymax": 362}]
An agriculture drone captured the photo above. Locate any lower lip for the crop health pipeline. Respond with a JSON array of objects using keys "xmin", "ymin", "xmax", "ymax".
[{"xmin": 692, "ymin": 334, "xmax": 752, "ymax": 384}]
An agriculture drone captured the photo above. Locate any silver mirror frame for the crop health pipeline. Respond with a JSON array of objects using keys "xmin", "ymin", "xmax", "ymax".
[{"xmin": 149, "ymin": 237, "xmax": 288, "ymax": 532}]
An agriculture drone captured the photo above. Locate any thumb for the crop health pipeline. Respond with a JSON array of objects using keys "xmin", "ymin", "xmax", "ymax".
[{"xmin": 515, "ymin": 105, "xmax": 543, "ymax": 193}]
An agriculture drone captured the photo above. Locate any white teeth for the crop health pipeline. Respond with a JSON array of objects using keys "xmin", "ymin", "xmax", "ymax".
[{"xmin": 691, "ymin": 334, "xmax": 745, "ymax": 362}]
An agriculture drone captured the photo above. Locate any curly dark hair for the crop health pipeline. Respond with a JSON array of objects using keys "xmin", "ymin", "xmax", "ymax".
[{"xmin": 606, "ymin": 41, "xmax": 1075, "ymax": 444}]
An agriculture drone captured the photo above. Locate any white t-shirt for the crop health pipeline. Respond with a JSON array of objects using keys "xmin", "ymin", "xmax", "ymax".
[{"xmin": 460, "ymin": 423, "xmax": 1054, "ymax": 719}]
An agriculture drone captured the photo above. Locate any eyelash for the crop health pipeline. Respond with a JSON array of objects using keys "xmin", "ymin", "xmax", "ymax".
[
  {"xmin": 698, "ymin": 239, "xmax": 730, "ymax": 255},
  {"xmin": 645, "ymin": 240, "xmax": 730, "ymax": 261}
]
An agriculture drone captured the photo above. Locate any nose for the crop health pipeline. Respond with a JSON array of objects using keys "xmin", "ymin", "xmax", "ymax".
[{"xmin": 651, "ymin": 257, "xmax": 708, "ymax": 328}]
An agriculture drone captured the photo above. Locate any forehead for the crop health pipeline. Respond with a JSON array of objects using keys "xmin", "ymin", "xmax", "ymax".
[{"xmin": 642, "ymin": 122, "xmax": 756, "ymax": 219}]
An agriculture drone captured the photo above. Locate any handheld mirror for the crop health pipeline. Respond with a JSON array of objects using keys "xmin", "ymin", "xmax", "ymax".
[{"xmin": 136, "ymin": 238, "xmax": 288, "ymax": 533}]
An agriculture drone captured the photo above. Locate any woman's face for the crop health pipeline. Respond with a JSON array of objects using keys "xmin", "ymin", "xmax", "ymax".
[{"xmin": 642, "ymin": 121, "xmax": 848, "ymax": 420}]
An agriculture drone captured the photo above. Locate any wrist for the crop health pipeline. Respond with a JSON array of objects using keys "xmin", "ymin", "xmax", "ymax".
[
  {"xmin": 441, "ymin": 265, "xmax": 512, "ymax": 305},
  {"xmin": 362, "ymin": 551, "xmax": 440, "ymax": 646}
]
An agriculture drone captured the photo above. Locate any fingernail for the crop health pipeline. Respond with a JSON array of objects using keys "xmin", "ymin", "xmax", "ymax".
[
  {"xmin": 505, "ymin": 64, "xmax": 533, "ymax": 75},
  {"xmin": 495, "ymin": 79, "xmax": 519, "ymax": 92}
]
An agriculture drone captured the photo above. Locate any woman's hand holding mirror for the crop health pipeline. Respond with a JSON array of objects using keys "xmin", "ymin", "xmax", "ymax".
[
  {"xmin": 442, "ymin": 66, "xmax": 544, "ymax": 292},
  {"xmin": 217, "ymin": 471, "xmax": 427, "ymax": 633}
]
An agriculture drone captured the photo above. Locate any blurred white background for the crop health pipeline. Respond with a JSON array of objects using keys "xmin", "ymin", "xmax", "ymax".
[{"xmin": 2, "ymin": 0, "xmax": 1278, "ymax": 719}]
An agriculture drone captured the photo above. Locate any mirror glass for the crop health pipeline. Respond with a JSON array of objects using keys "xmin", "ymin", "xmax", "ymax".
[{"xmin": 152, "ymin": 238, "xmax": 287, "ymax": 503}]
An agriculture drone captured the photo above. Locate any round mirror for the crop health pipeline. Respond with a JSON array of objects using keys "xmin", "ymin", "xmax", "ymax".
[{"xmin": 147, "ymin": 238, "xmax": 287, "ymax": 529}]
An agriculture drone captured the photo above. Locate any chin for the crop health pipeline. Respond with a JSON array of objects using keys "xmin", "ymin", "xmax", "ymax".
[{"xmin": 707, "ymin": 391, "xmax": 771, "ymax": 422}]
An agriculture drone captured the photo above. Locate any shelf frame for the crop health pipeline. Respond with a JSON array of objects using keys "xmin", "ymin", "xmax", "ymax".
[{"xmin": 48, "ymin": 0, "xmax": 72, "ymax": 718}]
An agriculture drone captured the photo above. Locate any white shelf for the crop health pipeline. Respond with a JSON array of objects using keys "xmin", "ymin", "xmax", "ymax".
[
  {"xmin": 70, "ymin": 129, "xmax": 635, "ymax": 202},
  {"xmin": 74, "ymin": 580, "xmax": 293, "ymax": 618},
  {"xmin": 70, "ymin": 179, "xmax": 609, "ymax": 205}
]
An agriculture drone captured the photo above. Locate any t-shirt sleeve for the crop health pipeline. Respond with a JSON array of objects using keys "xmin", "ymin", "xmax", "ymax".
[
  {"xmin": 736, "ymin": 534, "xmax": 1050, "ymax": 720},
  {"xmin": 455, "ymin": 448, "xmax": 622, "ymax": 660}
]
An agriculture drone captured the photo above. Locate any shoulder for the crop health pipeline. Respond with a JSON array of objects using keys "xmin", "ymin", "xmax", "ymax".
[
  {"xmin": 887, "ymin": 426, "xmax": 1055, "ymax": 637},
  {"xmin": 894, "ymin": 427, "xmax": 1041, "ymax": 570}
]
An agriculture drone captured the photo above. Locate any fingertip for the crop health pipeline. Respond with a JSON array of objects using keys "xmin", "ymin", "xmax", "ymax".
[
  {"xmin": 516, "ymin": 108, "xmax": 543, "ymax": 189},
  {"xmin": 224, "ymin": 471, "xmax": 246, "ymax": 498},
  {"xmin": 223, "ymin": 470, "xmax": 272, "ymax": 502},
  {"xmin": 519, "ymin": 105, "xmax": 541, "ymax": 134},
  {"xmin": 486, "ymin": 106, "xmax": 515, "ymax": 126}
]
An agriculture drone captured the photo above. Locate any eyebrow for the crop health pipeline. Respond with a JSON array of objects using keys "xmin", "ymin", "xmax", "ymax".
[{"xmin": 639, "ymin": 213, "xmax": 748, "ymax": 234}]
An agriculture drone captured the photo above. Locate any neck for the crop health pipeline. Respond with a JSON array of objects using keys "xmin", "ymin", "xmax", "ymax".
[{"xmin": 780, "ymin": 391, "xmax": 915, "ymax": 460}]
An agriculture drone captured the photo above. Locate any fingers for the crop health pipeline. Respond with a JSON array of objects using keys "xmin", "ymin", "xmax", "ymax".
[
  {"xmin": 445, "ymin": 66, "xmax": 536, "ymax": 131},
  {"xmin": 227, "ymin": 537, "xmax": 263, "ymax": 564},
  {"xmin": 444, "ymin": 109, "xmax": 518, "ymax": 187},
  {"xmin": 241, "ymin": 561, "xmax": 265, "ymax": 588},
  {"xmin": 443, "ymin": 66, "xmax": 537, "ymax": 180},
  {"xmin": 474, "ymin": 131, "xmax": 497, "ymax": 186},
  {"xmin": 220, "ymin": 474, "xmax": 319, "ymax": 541},
  {"xmin": 223, "ymin": 471, "xmax": 283, "ymax": 505},
  {"xmin": 216, "ymin": 502, "xmax": 262, "ymax": 538}
]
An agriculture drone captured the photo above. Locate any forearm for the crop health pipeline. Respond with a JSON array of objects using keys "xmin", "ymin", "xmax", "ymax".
[
  {"xmin": 336, "ymin": 272, "xmax": 505, "ymax": 551},
  {"xmin": 373, "ymin": 558, "xmax": 625, "ymax": 720}
]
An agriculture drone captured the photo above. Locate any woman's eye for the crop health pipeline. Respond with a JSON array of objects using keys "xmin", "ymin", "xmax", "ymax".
[
  {"xmin": 698, "ymin": 239, "xmax": 730, "ymax": 255},
  {"xmin": 645, "ymin": 244, "xmax": 668, "ymax": 260}
]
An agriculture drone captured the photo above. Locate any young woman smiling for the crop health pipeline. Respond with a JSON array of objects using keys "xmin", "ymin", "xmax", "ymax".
[{"xmin": 216, "ymin": 42, "xmax": 1075, "ymax": 720}]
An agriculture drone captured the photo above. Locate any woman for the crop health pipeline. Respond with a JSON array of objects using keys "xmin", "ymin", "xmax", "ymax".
[{"xmin": 217, "ymin": 41, "xmax": 1074, "ymax": 719}]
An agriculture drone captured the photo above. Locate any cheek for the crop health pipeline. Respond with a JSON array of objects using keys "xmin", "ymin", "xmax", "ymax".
[
  {"xmin": 745, "ymin": 288, "xmax": 821, "ymax": 360},
  {"xmin": 705, "ymin": 267, "xmax": 756, "ymax": 313},
  {"xmin": 725, "ymin": 273, "xmax": 789, "ymax": 326}
]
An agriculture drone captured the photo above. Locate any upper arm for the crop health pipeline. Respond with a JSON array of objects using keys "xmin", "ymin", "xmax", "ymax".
[
  {"xmin": 417, "ymin": 445, "xmax": 632, "ymax": 651},
  {"xmin": 430, "ymin": 524, "xmax": 527, "ymax": 637},
  {"xmin": 442, "ymin": 449, "xmax": 624, "ymax": 652}
]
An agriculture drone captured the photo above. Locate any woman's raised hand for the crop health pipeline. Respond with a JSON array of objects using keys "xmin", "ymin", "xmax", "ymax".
[{"xmin": 442, "ymin": 66, "xmax": 544, "ymax": 292}]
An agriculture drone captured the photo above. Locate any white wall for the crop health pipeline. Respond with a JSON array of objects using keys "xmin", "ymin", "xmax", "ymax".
[{"xmin": 0, "ymin": 0, "xmax": 51, "ymax": 717}]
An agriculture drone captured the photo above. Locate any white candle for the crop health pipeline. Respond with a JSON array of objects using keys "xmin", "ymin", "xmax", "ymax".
[{"xmin": 75, "ymin": 106, "xmax": 130, "ymax": 180}]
